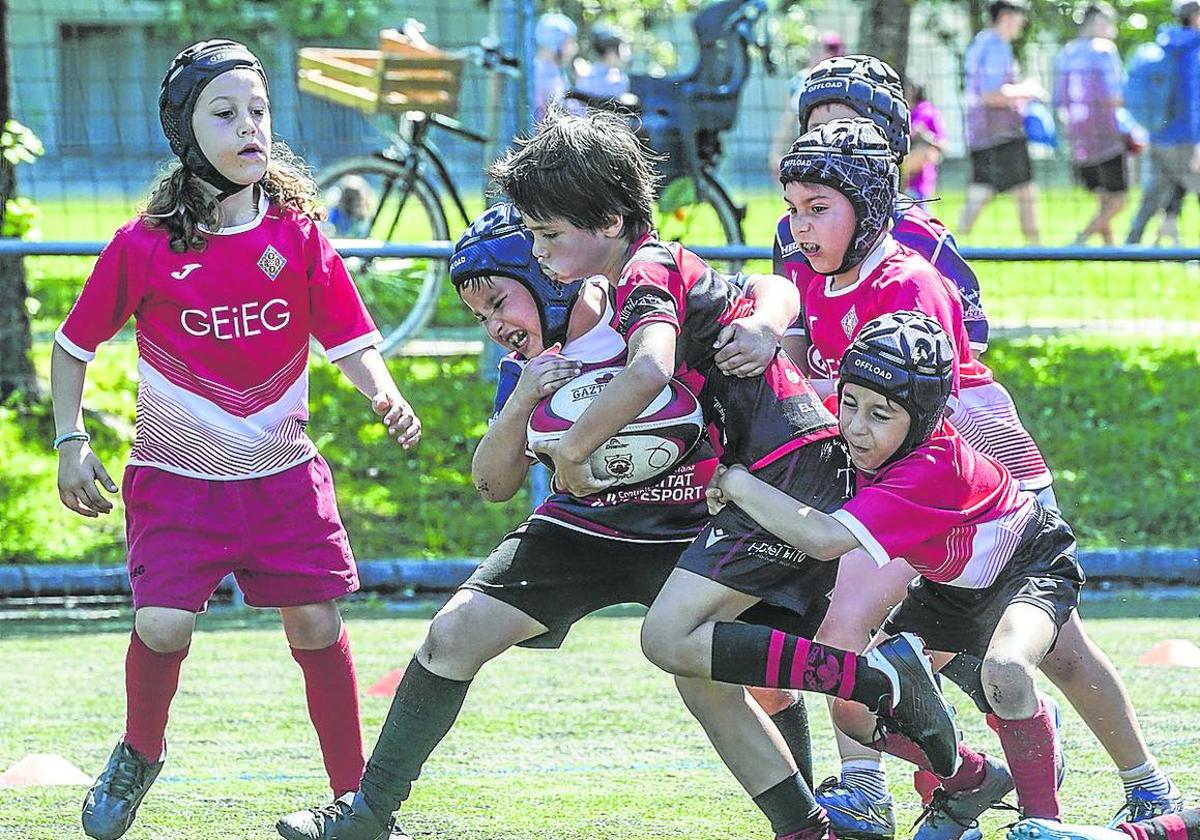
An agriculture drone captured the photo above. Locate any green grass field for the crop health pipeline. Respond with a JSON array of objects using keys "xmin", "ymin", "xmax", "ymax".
[{"xmin": 2, "ymin": 595, "xmax": 1198, "ymax": 839}]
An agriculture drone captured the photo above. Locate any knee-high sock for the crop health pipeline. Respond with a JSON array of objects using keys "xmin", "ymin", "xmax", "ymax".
[
  {"xmin": 124, "ymin": 630, "xmax": 188, "ymax": 760},
  {"xmin": 290, "ymin": 625, "xmax": 365, "ymax": 796},
  {"xmin": 359, "ymin": 657, "xmax": 471, "ymax": 821},
  {"xmin": 711, "ymin": 623, "xmax": 889, "ymax": 710},
  {"xmin": 770, "ymin": 698, "xmax": 814, "ymax": 789},
  {"xmin": 989, "ymin": 700, "xmax": 1059, "ymax": 819},
  {"xmin": 1121, "ymin": 809, "xmax": 1200, "ymax": 840}
]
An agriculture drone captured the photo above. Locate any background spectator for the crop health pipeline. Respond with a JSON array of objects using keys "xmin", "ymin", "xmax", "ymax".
[
  {"xmin": 533, "ymin": 12, "xmax": 579, "ymax": 123},
  {"xmin": 573, "ymin": 23, "xmax": 631, "ymax": 101},
  {"xmin": 958, "ymin": 0, "xmax": 1045, "ymax": 244},
  {"xmin": 904, "ymin": 82, "xmax": 947, "ymax": 200},
  {"xmin": 1124, "ymin": 0, "xmax": 1200, "ymax": 245},
  {"xmin": 767, "ymin": 31, "xmax": 845, "ymax": 176},
  {"xmin": 1053, "ymin": 2, "xmax": 1128, "ymax": 245}
]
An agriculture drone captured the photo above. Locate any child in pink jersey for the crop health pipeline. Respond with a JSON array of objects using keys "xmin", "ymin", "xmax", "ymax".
[
  {"xmin": 708, "ymin": 311, "xmax": 1080, "ymax": 835},
  {"xmin": 51, "ymin": 40, "xmax": 421, "ymax": 840},
  {"xmin": 770, "ymin": 117, "xmax": 1182, "ymax": 838}
]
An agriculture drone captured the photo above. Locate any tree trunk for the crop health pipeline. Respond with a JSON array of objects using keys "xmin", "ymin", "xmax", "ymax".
[
  {"xmin": 0, "ymin": 0, "xmax": 39, "ymax": 402},
  {"xmin": 858, "ymin": 0, "xmax": 914, "ymax": 80}
]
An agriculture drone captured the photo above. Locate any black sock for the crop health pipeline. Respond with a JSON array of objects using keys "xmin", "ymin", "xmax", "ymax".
[
  {"xmin": 751, "ymin": 771, "xmax": 825, "ymax": 837},
  {"xmin": 359, "ymin": 656, "xmax": 471, "ymax": 820},
  {"xmin": 711, "ymin": 622, "xmax": 890, "ymax": 710},
  {"xmin": 770, "ymin": 699, "xmax": 814, "ymax": 790}
]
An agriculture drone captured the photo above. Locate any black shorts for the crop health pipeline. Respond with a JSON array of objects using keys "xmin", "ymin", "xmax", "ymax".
[
  {"xmin": 883, "ymin": 505, "xmax": 1083, "ymax": 659},
  {"xmin": 677, "ymin": 437, "xmax": 853, "ymax": 633},
  {"xmin": 970, "ymin": 139, "xmax": 1034, "ymax": 193},
  {"xmin": 1077, "ymin": 153, "xmax": 1127, "ymax": 193},
  {"xmin": 462, "ymin": 519, "xmax": 683, "ymax": 649}
]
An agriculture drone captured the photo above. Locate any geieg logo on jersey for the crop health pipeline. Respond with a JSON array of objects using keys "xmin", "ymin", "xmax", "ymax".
[{"xmin": 180, "ymin": 298, "xmax": 292, "ymax": 339}]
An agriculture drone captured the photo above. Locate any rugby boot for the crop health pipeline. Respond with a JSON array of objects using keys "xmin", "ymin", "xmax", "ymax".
[
  {"xmin": 1007, "ymin": 819, "xmax": 1126, "ymax": 840},
  {"xmin": 1109, "ymin": 781, "xmax": 1184, "ymax": 827},
  {"xmin": 81, "ymin": 739, "xmax": 165, "ymax": 840},
  {"xmin": 913, "ymin": 754, "xmax": 1014, "ymax": 840},
  {"xmin": 866, "ymin": 633, "xmax": 962, "ymax": 778},
  {"xmin": 276, "ymin": 790, "xmax": 407, "ymax": 840},
  {"xmin": 814, "ymin": 775, "xmax": 896, "ymax": 840}
]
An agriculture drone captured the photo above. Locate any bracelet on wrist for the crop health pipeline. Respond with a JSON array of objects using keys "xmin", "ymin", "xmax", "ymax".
[{"xmin": 53, "ymin": 431, "xmax": 90, "ymax": 450}]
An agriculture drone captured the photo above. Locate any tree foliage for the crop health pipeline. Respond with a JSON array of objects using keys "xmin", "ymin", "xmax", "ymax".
[{"xmin": 155, "ymin": 0, "xmax": 389, "ymax": 52}]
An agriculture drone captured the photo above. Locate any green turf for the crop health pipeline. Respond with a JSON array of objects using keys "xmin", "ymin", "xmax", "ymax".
[{"xmin": 1, "ymin": 597, "xmax": 1197, "ymax": 839}]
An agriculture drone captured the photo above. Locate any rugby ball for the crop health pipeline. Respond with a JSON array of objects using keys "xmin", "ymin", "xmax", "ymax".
[{"xmin": 527, "ymin": 366, "xmax": 705, "ymax": 488}]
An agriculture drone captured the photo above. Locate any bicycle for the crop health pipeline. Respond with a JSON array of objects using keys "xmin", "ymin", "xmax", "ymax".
[
  {"xmin": 569, "ymin": 0, "xmax": 774, "ymax": 273},
  {"xmin": 299, "ymin": 24, "xmax": 519, "ymax": 355}
]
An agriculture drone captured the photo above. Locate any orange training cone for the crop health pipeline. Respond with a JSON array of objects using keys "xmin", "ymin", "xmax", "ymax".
[
  {"xmin": 367, "ymin": 667, "xmax": 407, "ymax": 697},
  {"xmin": 1137, "ymin": 639, "xmax": 1200, "ymax": 668},
  {"xmin": 0, "ymin": 754, "xmax": 94, "ymax": 788}
]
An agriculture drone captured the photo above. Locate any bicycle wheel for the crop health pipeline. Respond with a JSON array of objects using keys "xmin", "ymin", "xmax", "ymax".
[
  {"xmin": 316, "ymin": 156, "xmax": 449, "ymax": 356},
  {"xmin": 655, "ymin": 170, "xmax": 745, "ymax": 274}
]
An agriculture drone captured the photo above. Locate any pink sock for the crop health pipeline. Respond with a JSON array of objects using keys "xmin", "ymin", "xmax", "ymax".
[
  {"xmin": 290, "ymin": 624, "xmax": 365, "ymax": 796},
  {"xmin": 872, "ymin": 733, "xmax": 987, "ymax": 793},
  {"xmin": 124, "ymin": 629, "xmax": 188, "ymax": 760},
  {"xmin": 914, "ymin": 769, "xmax": 941, "ymax": 805},
  {"xmin": 1120, "ymin": 824, "xmax": 1150, "ymax": 840},
  {"xmin": 992, "ymin": 699, "xmax": 1059, "ymax": 819}
]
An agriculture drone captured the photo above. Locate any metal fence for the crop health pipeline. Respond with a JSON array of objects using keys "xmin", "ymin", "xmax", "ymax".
[{"xmin": 8, "ymin": 0, "xmax": 1200, "ymax": 338}]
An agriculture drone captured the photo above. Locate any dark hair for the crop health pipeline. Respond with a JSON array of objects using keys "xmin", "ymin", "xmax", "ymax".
[
  {"xmin": 143, "ymin": 141, "xmax": 324, "ymax": 253},
  {"xmin": 1178, "ymin": 0, "xmax": 1200, "ymax": 25},
  {"xmin": 908, "ymin": 82, "xmax": 927, "ymax": 104},
  {"xmin": 988, "ymin": 0, "xmax": 1028, "ymax": 23},
  {"xmin": 488, "ymin": 106, "xmax": 659, "ymax": 239},
  {"xmin": 1081, "ymin": 2, "xmax": 1116, "ymax": 26}
]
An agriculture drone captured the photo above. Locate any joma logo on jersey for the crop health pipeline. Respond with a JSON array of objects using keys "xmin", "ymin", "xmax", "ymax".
[
  {"xmin": 180, "ymin": 298, "xmax": 292, "ymax": 339},
  {"xmin": 171, "ymin": 263, "xmax": 202, "ymax": 281}
]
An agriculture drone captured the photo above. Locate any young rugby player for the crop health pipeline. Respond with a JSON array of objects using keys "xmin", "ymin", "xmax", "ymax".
[
  {"xmin": 774, "ymin": 118, "xmax": 1181, "ymax": 837},
  {"xmin": 51, "ymin": 40, "xmax": 421, "ymax": 840},
  {"xmin": 708, "ymin": 310, "xmax": 1079, "ymax": 836},
  {"xmin": 781, "ymin": 57, "xmax": 1183, "ymax": 835},
  {"xmin": 276, "ymin": 203, "xmax": 824, "ymax": 840},
  {"xmin": 772, "ymin": 61, "xmax": 1063, "ymax": 838},
  {"xmin": 490, "ymin": 108, "xmax": 961, "ymax": 840}
]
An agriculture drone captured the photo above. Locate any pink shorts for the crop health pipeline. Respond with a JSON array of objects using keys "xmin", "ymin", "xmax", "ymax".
[{"xmin": 123, "ymin": 456, "xmax": 358, "ymax": 612}]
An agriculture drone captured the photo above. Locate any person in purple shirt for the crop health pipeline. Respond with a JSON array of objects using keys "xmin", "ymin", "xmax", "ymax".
[
  {"xmin": 1054, "ymin": 2, "xmax": 1129, "ymax": 245},
  {"xmin": 958, "ymin": 0, "xmax": 1046, "ymax": 245},
  {"xmin": 904, "ymin": 83, "xmax": 947, "ymax": 201}
]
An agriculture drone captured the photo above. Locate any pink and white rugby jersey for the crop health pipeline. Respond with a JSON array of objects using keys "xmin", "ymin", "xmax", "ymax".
[
  {"xmin": 832, "ymin": 420, "xmax": 1037, "ymax": 588},
  {"xmin": 56, "ymin": 196, "xmax": 381, "ymax": 479},
  {"xmin": 801, "ymin": 236, "xmax": 993, "ymax": 393}
]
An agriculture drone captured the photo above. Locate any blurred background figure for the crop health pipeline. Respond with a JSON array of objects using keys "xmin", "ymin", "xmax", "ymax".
[
  {"xmin": 533, "ymin": 11, "xmax": 579, "ymax": 122},
  {"xmin": 1053, "ymin": 2, "xmax": 1128, "ymax": 245},
  {"xmin": 958, "ymin": 0, "xmax": 1045, "ymax": 244},
  {"xmin": 767, "ymin": 30, "xmax": 845, "ymax": 176},
  {"xmin": 904, "ymin": 82, "xmax": 947, "ymax": 200},
  {"xmin": 573, "ymin": 23, "xmax": 631, "ymax": 100},
  {"xmin": 1124, "ymin": 0, "xmax": 1200, "ymax": 245},
  {"xmin": 326, "ymin": 175, "xmax": 377, "ymax": 239}
]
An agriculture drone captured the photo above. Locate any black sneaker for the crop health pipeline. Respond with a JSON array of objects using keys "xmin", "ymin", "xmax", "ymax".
[
  {"xmin": 865, "ymin": 633, "xmax": 961, "ymax": 778},
  {"xmin": 276, "ymin": 791, "xmax": 404, "ymax": 840},
  {"xmin": 81, "ymin": 740, "xmax": 165, "ymax": 840}
]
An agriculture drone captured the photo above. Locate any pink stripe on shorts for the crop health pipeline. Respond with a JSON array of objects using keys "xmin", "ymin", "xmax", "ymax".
[{"xmin": 123, "ymin": 455, "xmax": 358, "ymax": 611}]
